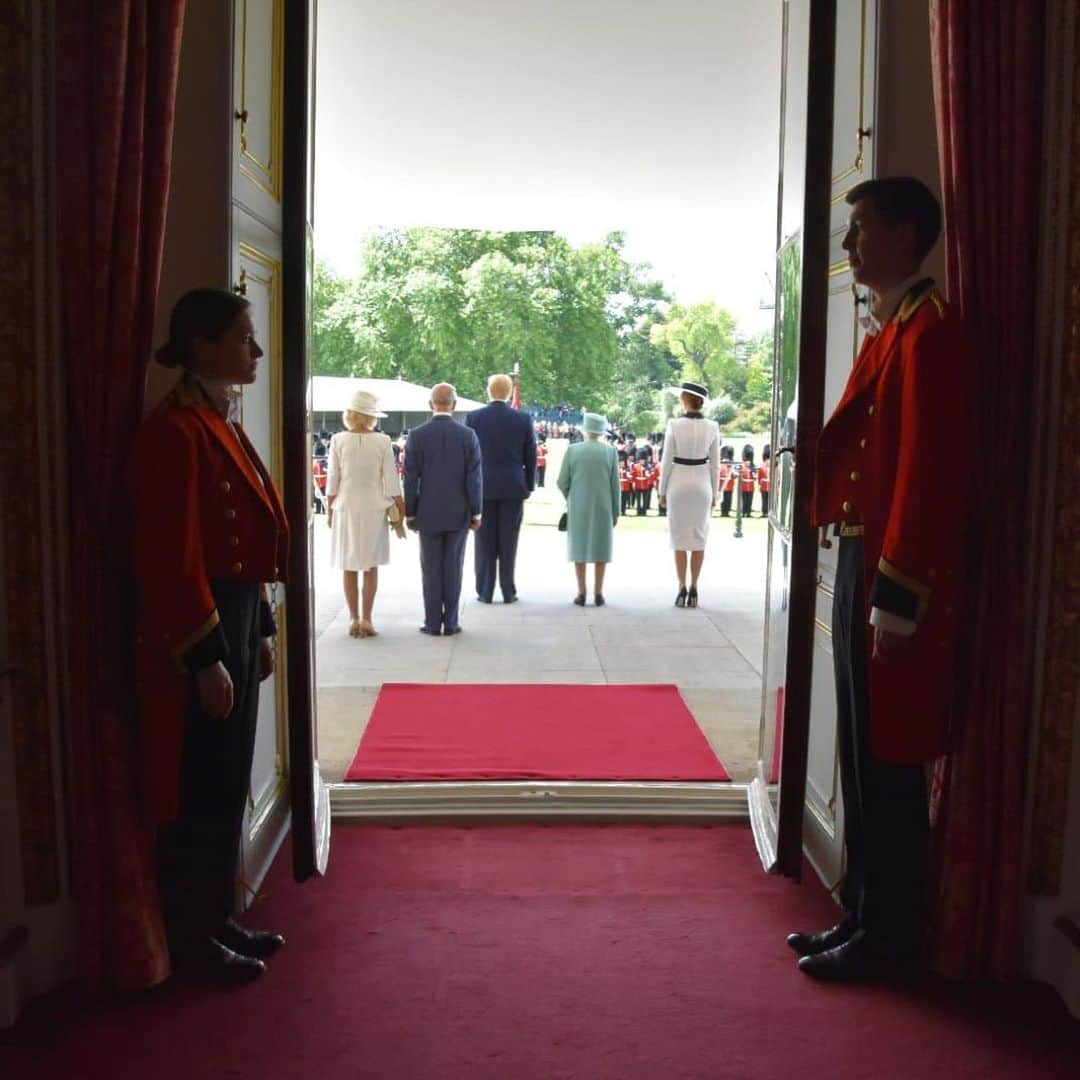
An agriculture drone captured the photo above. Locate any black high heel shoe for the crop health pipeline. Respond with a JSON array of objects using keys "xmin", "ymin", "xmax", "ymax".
[
  {"xmin": 675, "ymin": 587, "xmax": 688, "ymax": 608},
  {"xmin": 687, "ymin": 587, "xmax": 699, "ymax": 608}
]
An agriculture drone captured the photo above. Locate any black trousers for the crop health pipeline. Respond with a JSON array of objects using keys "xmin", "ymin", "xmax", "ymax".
[
  {"xmin": 157, "ymin": 581, "xmax": 262, "ymax": 958},
  {"xmin": 621, "ymin": 490, "xmax": 633, "ymax": 515},
  {"xmin": 474, "ymin": 498, "xmax": 524, "ymax": 602},
  {"xmin": 760, "ymin": 490, "xmax": 770, "ymax": 517},
  {"xmin": 720, "ymin": 490, "xmax": 733, "ymax": 516},
  {"xmin": 536, "ymin": 466, "xmax": 546, "ymax": 488},
  {"xmin": 833, "ymin": 538, "xmax": 929, "ymax": 951},
  {"xmin": 740, "ymin": 490, "xmax": 754, "ymax": 517}
]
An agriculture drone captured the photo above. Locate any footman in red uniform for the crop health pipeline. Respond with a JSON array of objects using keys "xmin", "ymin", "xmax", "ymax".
[
  {"xmin": 129, "ymin": 289, "xmax": 291, "ymax": 984},
  {"xmin": 790, "ymin": 177, "xmax": 977, "ymax": 982}
]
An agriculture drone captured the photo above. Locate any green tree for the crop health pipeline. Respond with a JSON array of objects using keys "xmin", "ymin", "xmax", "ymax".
[{"xmin": 648, "ymin": 302, "xmax": 740, "ymax": 399}]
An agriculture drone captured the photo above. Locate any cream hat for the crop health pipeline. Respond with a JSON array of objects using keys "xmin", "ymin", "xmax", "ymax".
[{"xmin": 347, "ymin": 389, "xmax": 387, "ymax": 418}]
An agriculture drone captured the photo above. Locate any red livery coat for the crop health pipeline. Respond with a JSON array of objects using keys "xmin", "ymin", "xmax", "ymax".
[
  {"xmin": 758, "ymin": 460, "xmax": 770, "ymax": 492},
  {"xmin": 719, "ymin": 461, "xmax": 735, "ymax": 492},
  {"xmin": 128, "ymin": 374, "xmax": 290, "ymax": 821},
  {"xmin": 811, "ymin": 281, "xmax": 976, "ymax": 763}
]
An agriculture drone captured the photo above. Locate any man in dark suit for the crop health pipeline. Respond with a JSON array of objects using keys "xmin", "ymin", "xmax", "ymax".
[
  {"xmin": 465, "ymin": 373, "xmax": 537, "ymax": 603},
  {"xmin": 404, "ymin": 383, "xmax": 483, "ymax": 635}
]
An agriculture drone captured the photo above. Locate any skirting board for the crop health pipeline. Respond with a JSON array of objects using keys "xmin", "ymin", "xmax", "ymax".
[{"xmin": 329, "ymin": 780, "xmax": 750, "ymax": 822}]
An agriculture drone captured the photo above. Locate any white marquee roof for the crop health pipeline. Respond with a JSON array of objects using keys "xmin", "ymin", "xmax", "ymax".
[{"xmin": 311, "ymin": 376, "xmax": 484, "ymax": 414}]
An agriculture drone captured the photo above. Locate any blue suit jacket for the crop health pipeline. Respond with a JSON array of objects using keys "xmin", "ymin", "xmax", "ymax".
[
  {"xmin": 464, "ymin": 400, "xmax": 537, "ymax": 501},
  {"xmin": 404, "ymin": 415, "xmax": 483, "ymax": 532}
]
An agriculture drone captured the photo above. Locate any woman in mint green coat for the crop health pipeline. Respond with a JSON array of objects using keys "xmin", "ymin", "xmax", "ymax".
[{"xmin": 556, "ymin": 412, "xmax": 620, "ymax": 606}]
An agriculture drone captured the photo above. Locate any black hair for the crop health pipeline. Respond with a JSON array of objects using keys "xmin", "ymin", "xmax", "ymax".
[
  {"xmin": 156, "ymin": 288, "xmax": 250, "ymax": 368},
  {"xmin": 846, "ymin": 176, "xmax": 942, "ymax": 262}
]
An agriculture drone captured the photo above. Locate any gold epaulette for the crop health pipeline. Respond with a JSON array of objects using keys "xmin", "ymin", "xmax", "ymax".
[{"xmin": 897, "ymin": 278, "xmax": 947, "ymax": 324}]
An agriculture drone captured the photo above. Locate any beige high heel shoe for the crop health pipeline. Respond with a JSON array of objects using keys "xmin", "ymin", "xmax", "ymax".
[
  {"xmin": 358, "ymin": 619, "xmax": 378, "ymax": 638},
  {"xmin": 349, "ymin": 618, "xmax": 362, "ymax": 638}
]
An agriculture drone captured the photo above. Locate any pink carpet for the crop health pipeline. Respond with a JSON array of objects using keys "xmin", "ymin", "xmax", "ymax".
[
  {"xmin": 4, "ymin": 826, "xmax": 1078, "ymax": 1080},
  {"xmin": 345, "ymin": 683, "xmax": 731, "ymax": 781}
]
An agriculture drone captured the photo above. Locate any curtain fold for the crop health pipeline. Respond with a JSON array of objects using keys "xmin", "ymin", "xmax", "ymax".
[
  {"xmin": 56, "ymin": 0, "xmax": 186, "ymax": 990},
  {"xmin": 927, "ymin": 0, "xmax": 1045, "ymax": 978}
]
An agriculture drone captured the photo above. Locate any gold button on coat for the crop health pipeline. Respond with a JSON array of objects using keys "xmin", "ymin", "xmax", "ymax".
[
  {"xmin": 233, "ymin": 561, "xmax": 243, "ymax": 573},
  {"xmin": 220, "ymin": 480, "xmax": 231, "ymax": 493},
  {"xmin": 850, "ymin": 471, "xmax": 860, "ymax": 481},
  {"xmin": 229, "ymin": 536, "xmax": 240, "ymax": 547},
  {"xmin": 867, "ymin": 404, "xmax": 875, "ymax": 415},
  {"xmin": 225, "ymin": 509, "xmax": 236, "ymax": 520},
  {"xmin": 859, "ymin": 438, "xmax": 867, "ymax": 448},
  {"xmin": 842, "ymin": 500, "xmax": 852, "ymax": 513}
]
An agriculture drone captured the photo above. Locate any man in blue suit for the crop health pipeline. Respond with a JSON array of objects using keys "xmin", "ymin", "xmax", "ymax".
[
  {"xmin": 404, "ymin": 383, "xmax": 483, "ymax": 635},
  {"xmin": 465, "ymin": 373, "xmax": 537, "ymax": 603}
]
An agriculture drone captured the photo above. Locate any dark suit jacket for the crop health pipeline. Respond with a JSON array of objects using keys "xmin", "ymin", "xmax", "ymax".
[
  {"xmin": 465, "ymin": 400, "xmax": 537, "ymax": 501},
  {"xmin": 404, "ymin": 414, "xmax": 483, "ymax": 532}
]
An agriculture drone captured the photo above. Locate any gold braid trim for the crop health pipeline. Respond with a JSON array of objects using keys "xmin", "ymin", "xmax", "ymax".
[
  {"xmin": 877, "ymin": 556, "xmax": 932, "ymax": 622},
  {"xmin": 171, "ymin": 609, "xmax": 222, "ymax": 673}
]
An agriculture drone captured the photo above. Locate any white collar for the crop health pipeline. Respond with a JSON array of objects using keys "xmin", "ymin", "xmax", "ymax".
[
  {"xmin": 860, "ymin": 272, "xmax": 926, "ymax": 335},
  {"xmin": 431, "ymin": 411, "xmax": 454, "ymax": 418},
  {"xmin": 192, "ymin": 372, "xmax": 241, "ymax": 421}
]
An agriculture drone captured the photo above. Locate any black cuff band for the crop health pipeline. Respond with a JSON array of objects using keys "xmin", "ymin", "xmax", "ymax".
[
  {"xmin": 869, "ymin": 571, "xmax": 920, "ymax": 622},
  {"xmin": 185, "ymin": 623, "xmax": 230, "ymax": 673}
]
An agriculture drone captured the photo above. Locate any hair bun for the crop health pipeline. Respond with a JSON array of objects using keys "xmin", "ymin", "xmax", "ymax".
[{"xmin": 155, "ymin": 340, "xmax": 180, "ymax": 368}]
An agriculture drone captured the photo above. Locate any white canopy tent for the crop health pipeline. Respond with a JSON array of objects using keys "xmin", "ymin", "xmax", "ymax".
[
  {"xmin": 311, "ymin": 376, "xmax": 484, "ymax": 437},
  {"xmin": 311, "ymin": 376, "xmax": 484, "ymax": 414}
]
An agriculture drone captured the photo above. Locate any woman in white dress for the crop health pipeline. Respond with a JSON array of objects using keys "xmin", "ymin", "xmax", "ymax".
[
  {"xmin": 658, "ymin": 381, "xmax": 720, "ymax": 608},
  {"xmin": 327, "ymin": 390, "xmax": 404, "ymax": 637}
]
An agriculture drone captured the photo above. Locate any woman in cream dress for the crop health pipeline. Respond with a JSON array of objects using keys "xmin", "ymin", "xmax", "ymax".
[
  {"xmin": 327, "ymin": 389, "xmax": 404, "ymax": 637},
  {"xmin": 658, "ymin": 381, "xmax": 720, "ymax": 608}
]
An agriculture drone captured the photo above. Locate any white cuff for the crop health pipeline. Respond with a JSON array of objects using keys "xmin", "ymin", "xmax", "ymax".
[{"xmin": 869, "ymin": 606, "xmax": 917, "ymax": 636}]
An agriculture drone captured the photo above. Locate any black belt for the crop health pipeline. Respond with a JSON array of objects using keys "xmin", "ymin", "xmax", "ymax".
[{"xmin": 673, "ymin": 456, "xmax": 709, "ymax": 465}]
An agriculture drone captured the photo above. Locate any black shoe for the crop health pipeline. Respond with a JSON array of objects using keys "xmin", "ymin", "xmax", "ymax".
[
  {"xmin": 594, "ymin": 594, "xmax": 605, "ymax": 607},
  {"xmin": 573, "ymin": 593, "xmax": 586, "ymax": 606},
  {"xmin": 687, "ymin": 587, "xmax": 698, "ymax": 609},
  {"xmin": 797, "ymin": 930, "xmax": 917, "ymax": 983},
  {"xmin": 787, "ymin": 916, "xmax": 858, "ymax": 957},
  {"xmin": 419, "ymin": 625, "xmax": 440, "ymax": 635},
  {"xmin": 217, "ymin": 918, "xmax": 285, "ymax": 960},
  {"xmin": 476, "ymin": 595, "xmax": 493, "ymax": 604},
  {"xmin": 177, "ymin": 938, "xmax": 266, "ymax": 984},
  {"xmin": 675, "ymin": 587, "xmax": 688, "ymax": 608},
  {"xmin": 503, "ymin": 594, "xmax": 518, "ymax": 604},
  {"xmin": 443, "ymin": 626, "xmax": 463, "ymax": 636}
]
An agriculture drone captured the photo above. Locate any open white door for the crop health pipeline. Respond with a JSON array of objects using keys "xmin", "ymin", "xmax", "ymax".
[{"xmin": 752, "ymin": 0, "xmax": 878, "ymax": 884}]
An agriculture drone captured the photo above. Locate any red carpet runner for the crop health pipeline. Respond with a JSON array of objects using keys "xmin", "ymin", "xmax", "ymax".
[
  {"xmin": 6, "ymin": 826, "xmax": 1079, "ymax": 1080},
  {"xmin": 344, "ymin": 682, "xmax": 731, "ymax": 781}
]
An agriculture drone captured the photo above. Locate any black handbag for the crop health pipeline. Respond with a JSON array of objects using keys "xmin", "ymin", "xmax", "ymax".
[{"xmin": 557, "ymin": 511, "xmax": 568, "ymax": 532}]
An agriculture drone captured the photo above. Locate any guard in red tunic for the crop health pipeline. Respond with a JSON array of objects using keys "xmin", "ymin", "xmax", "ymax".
[
  {"xmin": 758, "ymin": 445, "xmax": 771, "ymax": 517},
  {"xmin": 739, "ymin": 444, "xmax": 756, "ymax": 517},
  {"xmin": 536, "ymin": 438, "xmax": 548, "ymax": 487},
  {"xmin": 129, "ymin": 289, "xmax": 291, "ymax": 984},
  {"xmin": 790, "ymin": 178, "xmax": 977, "ymax": 982},
  {"xmin": 619, "ymin": 458, "xmax": 634, "ymax": 516},
  {"xmin": 718, "ymin": 446, "xmax": 735, "ymax": 516},
  {"xmin": 632, "ymin": 458, "xmax": 648, "ymax": 515}
]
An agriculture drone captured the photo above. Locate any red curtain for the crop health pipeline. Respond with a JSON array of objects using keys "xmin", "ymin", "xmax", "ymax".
[
  {"xmin": 56, "ymin": 0, "xmax": 186, "ymax": 989},
  {"xmin": 927, "ymin": 1, "xmax": 1045, "ymax": 977}
]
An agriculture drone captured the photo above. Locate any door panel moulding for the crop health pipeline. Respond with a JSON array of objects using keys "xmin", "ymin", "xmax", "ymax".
[
  {"xmin": 329, "ymin": 781, "xmax": 750, "ymax": 822},
  {"xmin": 748, "ymin": 776, "xmax": 779, "ymax": 871}
]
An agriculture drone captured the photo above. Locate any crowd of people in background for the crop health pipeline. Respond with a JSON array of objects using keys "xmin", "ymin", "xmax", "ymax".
[{"xmin": 312, "ymin": 416, "xmax": 771, "ymax": 520}]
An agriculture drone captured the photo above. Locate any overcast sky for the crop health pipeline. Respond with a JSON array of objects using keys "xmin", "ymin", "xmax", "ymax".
[{"xmin": 314, "ymin": 0, "xmax": 782, "ymax": 331}]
